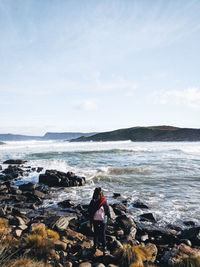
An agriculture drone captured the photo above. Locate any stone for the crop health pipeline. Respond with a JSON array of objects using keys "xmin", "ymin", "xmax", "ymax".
[
  {"xmin": 39, "ymin": 169, "xmax": 86, "ymax": 187},
  {"xmin": 113, "ymin": 193, "xmax": 121, "ymax": 198},
  {"xmin": 132, "ymin": 199, "xmax": 149, "ymax": 209},
  {"xmin": 37, "ymin": 167, "xmax": 43, "ymax": 172},
  {"xmin": 46, "ymin": 215, "xmax": 76, "ymax": 232},
  {"xmin": 140, "ymin": 213, "xmax": 157, "ymax": 223},
  {"xmin": 78, "ymin": 262, "xmax": 92, "ymax": 267},
  {"xmin": 3, "ymin": 159, "xmax": 27, "ymax": 165},
  {"xmin": 162, "ymin": 243, "xmax": 200, "ymax": 265},
  {"xmin": 183, "ymin": 221, "xmax": 196, "ymax": 227},
  {"xmin": 141, "ymin": 234, "xmax": 149, "ymax": 242},
  {"xmin": 0, "ymin": 184, "xmax": 7, "ymax": 191},
  {"xmin": 32, "ymin": 190, "xmax": 46, "ymax": 199},
  {"xmin": 19, "ymin": 182, "xmax": 37, "ymax": 191},
  {"xmin": 116, "ymin": 215, "xmax": 136, "ymax": 236},
  {"xmin": 58, "ymin": 199, "xmax": 75, "ymax": 208},
  {"xmin": 0, "ymin": 165, "xmax": 2, "ymax": 170},
  {"xmin": 112, "ymin": 203, "xmax": 126, "ymax": 215},
  {"xmin": 14, "ymin": 229, "xmax": 22, "ymax": 237},
  {"xmin": 145, "ymin": 243, "xmax": 158, "ymax": 262},
  {"xmin": 65, "ymin": 228, "xmax": 86, "ymax": 241},
  {"xmin": 9, "ymin": 216, "xmax": 26, "ymax": 226},
  {"xmin": 180, "ymin": 226, "xmax": 200, "ymax": 246},
  {"xmin": 93, "ymin": 263, "xmax": 105, "ymax": 267},
  {"xmin": 53, "ymin": 240, "xmax": 67, "ymax": 251}
]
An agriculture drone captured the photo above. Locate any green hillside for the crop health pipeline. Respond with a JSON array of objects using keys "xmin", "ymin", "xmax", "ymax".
[{"xmin": 71, "ymin": 126, "xmax": 200, "ymax": 142}]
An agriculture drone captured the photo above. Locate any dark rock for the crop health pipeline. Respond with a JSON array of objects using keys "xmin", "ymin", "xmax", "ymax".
[
  {"xmin": 9, "ymin": 187, "xmax": 22, "ymax": 195},
  {"xmin": 140, "ymin": 212, "xmax": 157, "ymax": 223},
  {"xmin": 19, "ymin": 182, "xmax": 37, "ymax": 191},
  {"xmin": 179, "ymin": 226, "xmax": 200, "ymax": 246},
  {"xmin": 32, "ymin": 190, "xmax": 46, "ymax": 199},
  {"xmin": 58, "ymin": 199, "xmax": 75, "ymax": 208},
  {"xmin": 39, "ymin": 169, "xmax": 86, "ymax": 187},
  {"xmin": 132, "ymin": 199, "xmax": 149, "ymax": 209},
  {"xmin": 111, "ymin": 203, "xmax": 126, "ymax": 215},
  {"xmin": 179, "ymin": 239, "xmax": 192, "ymax": 247},
  {"xmin": 183, "ymin": 221, "xmax": 196, "ymax": 227},
  {"xmin": 162, "ymin": 243, "xmax": 200, "ymax": 265},
  {"xmin": 113, "ymin": 193, "xmax": 121, "ymax": 198},
  {"xmin": 13, "ymin": 195, "xmax": 27, "ymax": 202},
  {"xmin": 37, "ymin": 167, "xmax": 43, "ymax": 173},
  {"xmin": 3, "ymin": 159, "xmax": 27, "ymax": 165},
  {"xmin": 0, "ymin": 184, "xmax": 7, "ymax": 191},
  {"xmin": 0, "ymin": 165, "xmax": 2, "ymax": 170},
  {"xmin": 115, "ymin": 215, "xmax": 136, "ymax": 234}
]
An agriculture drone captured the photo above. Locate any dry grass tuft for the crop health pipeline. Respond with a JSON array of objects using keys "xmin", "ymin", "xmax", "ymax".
[
  {"xmin": 46, "ymin": 229, "xmax": 59, "ymax": 240},
  {"xmin": 115, "ymin": 243, "xmax": 153, "ymax": 267},
  {"xmin": 25, "ymin": 234, "xmax": 54, "ymax": 259},
  {"xmin": 31, "ymin": 224, "xmax": 47, "ymax": 238},
  {"xmin": 4, "ymin": 256, "xmax": 49, "ymax": 267}
]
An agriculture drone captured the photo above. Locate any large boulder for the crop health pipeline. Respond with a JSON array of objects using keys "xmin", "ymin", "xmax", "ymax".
[
  {"xmin": 162, "ymin": 243, "xmax": 200, "ymax": 265},
  {"xmin": 179, "ymin": 226, "xmax": 200, "ymax": 246},
  {"xmin": 111, "ymin": 203, "xmax": 126, "ymax": 216},
  {"xmin": 3, "ymin": 159, "xmax": 27, "ymax": 165},
  {"xmin": 132, "ymin": 199, "xmax": 149, "ymax": 209},
  {"xmin": 39, "ymin": 170, "xmax": 86, "ymax": 187},
  {"xmin": 46, "ymin": 215, "xmax": 77, "ymax": 232}
]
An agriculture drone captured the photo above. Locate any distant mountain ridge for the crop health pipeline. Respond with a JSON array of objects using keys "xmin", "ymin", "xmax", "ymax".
[
  {"xmin": 71, "ymin": 126, "xmax": 200, "ymax": 142},
  {"xmin": 43, "ymin": 132, "xmax": 97, "ymax": 140},
  {"xmin": 0, "ymin": 132, "xmax": 97, "ymax": 141}
]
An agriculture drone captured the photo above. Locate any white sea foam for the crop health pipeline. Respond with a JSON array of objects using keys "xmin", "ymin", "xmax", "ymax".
[{"xmin": 1, "ymin": 140, "xmax": 200, "ymax": 226}]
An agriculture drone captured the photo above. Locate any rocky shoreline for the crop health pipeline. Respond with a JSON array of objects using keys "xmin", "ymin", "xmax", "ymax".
[{"xmin": 0, "ymin": 160, "xmax": 200, "ymax": 267}]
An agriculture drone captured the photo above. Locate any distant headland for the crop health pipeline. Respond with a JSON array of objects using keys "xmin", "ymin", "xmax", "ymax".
[
  {"xmin": 1, "ymin": 126, "xmax": 200, "ymax": 142},
  {"xmin": 71, "ymin": 126, "xmax": 200, "ymax": 142}
]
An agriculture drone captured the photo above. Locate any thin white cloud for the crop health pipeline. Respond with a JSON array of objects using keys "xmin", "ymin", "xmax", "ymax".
[
  {"xmin": 78, "ymin": 100, "xmax": 98, "ymax": 111},
  {"xmin": 154, "ymin": 88, "xmax": 200, "ymax": 108}
]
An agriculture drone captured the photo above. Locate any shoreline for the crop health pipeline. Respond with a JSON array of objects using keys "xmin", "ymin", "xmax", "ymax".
[{"xmin": 0, "ymin": 159, "xmax": 200, "ymax": 266}]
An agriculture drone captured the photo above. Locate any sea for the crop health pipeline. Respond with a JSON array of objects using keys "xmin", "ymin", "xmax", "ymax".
[{"xmin": 0, "ymin": 140, "xmax": 200, "ymax": 228}]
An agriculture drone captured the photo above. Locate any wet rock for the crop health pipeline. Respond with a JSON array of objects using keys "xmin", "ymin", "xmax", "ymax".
[
  {"xmin": 19, "ymin": 182, "xmax": 37, "ymax": 191},
  {"xmin": 39, "ymin": 169, "xmax": 86, "ymax": 187},
  {"xmin": 183, "ymin": 221, "xmax": 196, "ymax": 227},
  {"xmin": 115, "ymin": 215, "xmax": 136, "ymax": 238},
  {"xmin": 9, "ymin": 187, "xmax": 22, "ymax": 195},
  {"xmin": 32, "ymin": 190, "xmax": 46, "ymax": 199},
  {"xmin": 3, "ymin": 159, "xmax": 27, "ymax": 165},
  {"xmin": 0, "ymin": 165, "xmax": 2, "ymax": 170},
  {"xmin": 113, "ymin": 193, "xmax": 121, "ymax": 198},
  {"xmin": 132, "ymin": 199, "xmax": 149, "ymax": 209},
  {"xmin": 140, "ymin": 212, "xmax": 157, "ymax": 223},
  {"xmin": 37, "ymin": 167, "xmax": 43, "ymax": 173},
  {"xmin": 111, "ymin": 203, "xmax": 126, "ymax": 216},
  {"xmin": 180, "ymin": 226, "xmax": 200, "ymax": 246},
  {"xmin": 162, "ymin": 243, "xmax": 200, "ymax": 265},
  {"xmin": 58, "ymin": 199, "xmax": 75, "ymax": 208}
]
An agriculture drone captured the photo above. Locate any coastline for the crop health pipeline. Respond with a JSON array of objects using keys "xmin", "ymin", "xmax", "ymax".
[{"xmin": 0, "ymin": 160, "xmax": 200, "ymax": 266}]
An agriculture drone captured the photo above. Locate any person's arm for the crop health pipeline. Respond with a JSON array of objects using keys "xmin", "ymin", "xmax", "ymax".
[{"xmin": 103, "ymin": 201, "xmax": 111, "ymax": 218}]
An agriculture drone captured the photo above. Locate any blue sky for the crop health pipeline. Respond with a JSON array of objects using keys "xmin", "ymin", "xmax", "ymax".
[{"xmin": 0, "ymin": 0, "xmax": 200, "ymax": 135}]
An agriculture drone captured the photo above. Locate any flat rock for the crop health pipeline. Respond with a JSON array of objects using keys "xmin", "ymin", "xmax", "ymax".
[
  {"xmin": 46, "ymin": 215, "xmax": 76, "ymax": 232},
  {"xmin": 3, "ymin": 159, "xmax": 27, "ymax": 165},
  {"xmin": 19, "ymin": 182, "xmax": 37, "ymax": 191},
  {"xmin": 140, "ymin": 212, "xmax": 157, "ymax": 223},
  {"xmin": 132, "ymin": 199, "xmax": 149, "ymax": 209}
]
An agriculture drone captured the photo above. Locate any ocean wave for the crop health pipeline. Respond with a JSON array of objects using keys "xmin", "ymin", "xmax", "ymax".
[{"xmin": 108, "ymin": 166, "xmax": 152, "ymax": 175}]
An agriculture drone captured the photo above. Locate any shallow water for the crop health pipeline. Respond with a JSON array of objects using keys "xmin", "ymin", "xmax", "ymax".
[{"xmin": 1, "ymin": 140, "xmax": 200, "ymax": 227}]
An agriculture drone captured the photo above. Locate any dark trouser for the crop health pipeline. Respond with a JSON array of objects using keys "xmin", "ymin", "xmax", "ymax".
[{"xmin": 93, "ymin": 220, "xmax": 106, "ymax": 249}]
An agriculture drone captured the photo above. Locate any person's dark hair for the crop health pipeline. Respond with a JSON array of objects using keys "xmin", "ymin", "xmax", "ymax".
[{"xmin": 92, "ymin": 187, "xmax": 104, "ymax": 200}]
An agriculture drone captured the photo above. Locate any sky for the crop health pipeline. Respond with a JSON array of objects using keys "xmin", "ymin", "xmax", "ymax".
[{"xmin": 0, "ymin": 0, "xmax": 200, "ymax": 135}]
